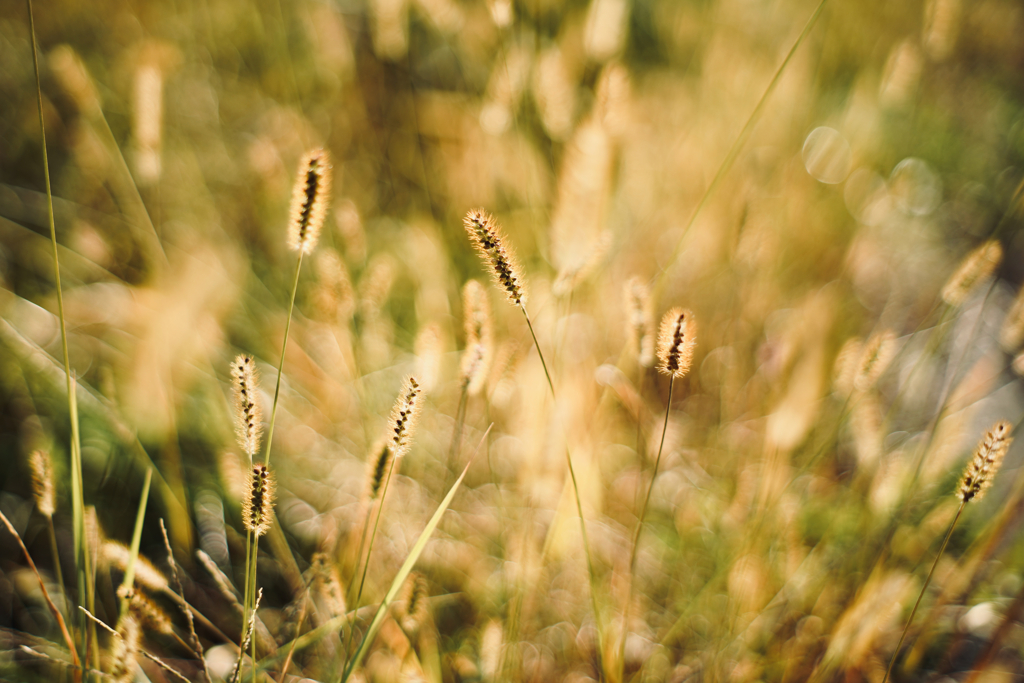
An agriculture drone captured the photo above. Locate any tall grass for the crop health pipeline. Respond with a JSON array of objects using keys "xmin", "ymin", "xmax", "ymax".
[{"xmin": 3, "ymin": 0, "xmax": 1024, "ymax": 682}]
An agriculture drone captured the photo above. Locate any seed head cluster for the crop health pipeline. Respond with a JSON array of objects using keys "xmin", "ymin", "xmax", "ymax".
[
  {"xmin": 624, "ymin": 277, "xmax": 654, "ymax": 368},
  {"xmin": 941, "ymin": 240, "xmax": 1002, "ymax": 307},
  {"xmin": 657, "ymin": 308, "xmax": 697, "ymax": 379},
  {"xmin": 29, "ymin": 449, "xmax": 55, "ymax": 517},
  {"xmin": 287, "ymin": 148, "xmax": 332, "ymax": 254},
  {"xmin": 244, "ymin": 464, "xmax": 274, "ymax": 537},
  {"xmin": 365, "ymin": 441, "xmax": 395, "ymax": 500},
  {"xmin": 957, "ymin": 420, "xmax": 1013, "ymax": 503},
  {"xmin": 389, "ymin": 377, "xmax": 423, "ymax": 459},
  {"xmin": 232, "ymin": 355, "xmax": 263, "ymax": 458},
  {"xmin": 464, "ymin": 209, "xmax": 526, "ymax": 306}
]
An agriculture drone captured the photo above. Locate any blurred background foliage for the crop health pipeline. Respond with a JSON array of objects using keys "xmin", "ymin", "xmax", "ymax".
[{"xmin": 2, "ymin": 0, "xmax": 1024, "ymax": 680}]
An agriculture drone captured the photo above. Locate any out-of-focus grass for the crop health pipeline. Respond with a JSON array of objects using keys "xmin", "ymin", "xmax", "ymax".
[{"xmin": 1, "ymin": 0, "xmax": 1024, "ymax": 681}]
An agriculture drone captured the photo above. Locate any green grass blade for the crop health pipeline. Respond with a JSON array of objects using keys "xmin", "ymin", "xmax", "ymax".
[
  {"xmin": 120, "ymin": 468, "xmax": 153, "ymax": 604},
  {"xmin": 341, "ymin": 426, "xmax": 491, "ymax": 682}
]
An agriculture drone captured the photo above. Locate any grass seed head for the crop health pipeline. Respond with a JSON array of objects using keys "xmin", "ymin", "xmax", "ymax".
[
  {"xmin": 118, "ymin": 585, "xmax": 173, "ymax": 635},
  {"xmin": 657, "ymin": 308, "xmax": 697, "ymax": 379},
  {"xmin": 287, "ymin": 148, "xmax": 332, "ymax": 254},
  {"xmin": 958, "ymin": 420, "xmax": 1013, "ymax": 503},
  {"xmin": 101, "ymin": 542, "xmax": 169, "ymax": 592},
  {"xmin": 231, "ymin": 354, "xmax": 262, "ymax": 459},
  {"xmin": 464, "ymin": 209, "xmax": 526, "ymax": 306},
  {"xmin": 624, "ymin": 277, "xmax": 654, "ymax": 367},
  {"xmin": 110, "ymin": 615, "xmax": 140, "ymax": 683},
  {"xmin": 854, "ymin": 330, "xmax": 896, "ymax": 392},
  {"xmin": 366, "ymin": 440, "xmax": 395, "ymax": 500},
  {"xmin": 29, "ymin": 449, "xmax": 55, "ymax": 517},
  {"xmin": 244, "ymin": 464, "xmax": 274, "ymax": 537},
  {"xmin": 941, "ymin": 240, "xmax": 1002, "ymax": 307},
  {"xmin": 389, "ymin": 377, "xmax": 423, "ymax": 459}
]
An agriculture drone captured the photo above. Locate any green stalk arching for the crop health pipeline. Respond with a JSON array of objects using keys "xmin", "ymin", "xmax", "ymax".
[{"xmin": 26, "ymin": 0, "xmax": 89, "ymax": 671}]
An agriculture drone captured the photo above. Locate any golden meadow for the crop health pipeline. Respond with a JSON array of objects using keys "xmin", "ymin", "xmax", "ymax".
[{"xmin": 1, "ymin": 0, "xmax": 1024, "ymax": 681}]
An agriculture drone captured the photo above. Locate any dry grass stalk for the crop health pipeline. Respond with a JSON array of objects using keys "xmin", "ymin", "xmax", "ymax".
[
  {"xmin": 287, "ymin": 148, "xmax": 332, "ymax": 254},
  {"xmin": 243, "ymin": 464, "xmax": 275, "ymax": 537},
  {"xmin": 231, "ymin": 355, "xmax": 263, "ymax": 459},
  {"xmin": 460, "ymin": 280, "xmax": 494, "ymax": 395},
  {"xmin": 941, "ymin": 240, "xmax": 1002, "ymax": 307},
  {"xmin": 657, "ymin": 308, "xmax": 697, "ymax": 379},
  {"xmin": 464, "ymin": 210, "xmax": 526, "ymax": 307},
  {"xmin": 132, "ymin": 63, "xmax": 162, "ymax": 184},
  {"xmin": 30, "ymin": 449, "xmax": 56, "ymax": 517}
]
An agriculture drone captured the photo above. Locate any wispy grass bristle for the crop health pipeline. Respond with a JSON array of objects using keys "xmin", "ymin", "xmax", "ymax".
[
  {"xmin": 657, "ymin": 308, "xmax": 696, "ymax": 379},
  {"xmin": 958, "ymin": 420, "xmax": 1013, "ymax": 503},
  {"xmin": 624, "ymin": 277, "xmax": 654, "ymax": 368},
  {"xmin": 389, "ymin": 377, "xmax": 423, "ymax": 459},
  {"xmin": 287, "ymin": 148, "xmax": 332, "ymax": 254},
  {"xmin": 941, "ymin": 240, "xmax": 1002, "ymax": 307},
  {"xmin": 29, "ymin": 449, "xmax": 55, "ymax": 517},
  {"xmin": 243, "ymin": 464, "xmax": 274, "ymax": 537},
  {"xmin": 463, "ymin": 209, "xmax": 526, "ymax": 306},
  {"xmin": 231, "ymin": 355, "xmax": 262, "ymax": 459},
  {"xmin": 460, "ymin": 279, "xmax": 493, "ymax": 395}
]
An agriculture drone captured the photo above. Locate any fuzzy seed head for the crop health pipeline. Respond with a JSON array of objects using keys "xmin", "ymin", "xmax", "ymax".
[
  {"xmin": 1001, "ymin": 284, "xmax": 1024, "ymax": 352},
  {"xmin": 110, "ymin": 615, "xmax": 140, "ymax": 683},
  {"xmin": 397, "ymin": 572, "xmax": 430, "ymax": 635},
  {"xmin": 833, "ymin": 337, "xmax": 864, "ymax": 396},
  {"xmin": 365, "ymin": 441, "xmax": 395, "ymax": 500},
  {"xmin": 657, "ymin": 308, "xmax": 697, "ymax": 379},
  {"xmin": 287, "ymin": 148, "xmax": 332, "ymax": 254},
  {"xmin": 389, "ymin": 378, "xmax": 423, "ymax": 459},
  {"xmin": 231, "ymin": 355, "xmax": 263, "ymax": 458},
  {"xmin": 461, "ymin": 280, "xmax": 494, "ymax": 395},
  {"xmin": 958, "ymin": 420, "xmax": 1013, "ymax": 503},
  {"xmin": 464, "ymin": 209, "xmax": 526, "ymax": 306},
  {"xmin": 624, "ymin": 277, "xmax": 654, "ymax": 367},
  {"xmin": 942, "ymin": 240, "xmax": 1002, "ymax": 307},
  {"xmin": 29, "ymin": 449, "xmax": 56, "ymax": 517},
  {"xmin": 854, "ymin": 330, "xmax": 897, "ymax": 392},
  {"xmin": 118, "ymin": 585, "xmax": 173, "ymax": 635},
  {"xmin": 243, "ymin": 464, "xmax": 275, "ymax": 537},
  {"xmin": 101, "ymin": 542, "xmax": 169, "ymax": 592}
]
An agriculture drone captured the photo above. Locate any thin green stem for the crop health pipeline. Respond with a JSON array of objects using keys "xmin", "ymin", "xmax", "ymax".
[
  {"xmin": 264, "ymin": 250, "xmax": 305, "ymax": 470},
  {"xmin": 445, "ymin": 386, "xmax": 469, "ymax": 479},
  {"xmin": 882, "ymin": 501, "xmax": 965, "ymax": 683},
  {"xmin": 652, "ymin": 0, "xmax": 830, "ymax": 300},
  {"xmin": 520, "ymin": 304, "xmax": 605, "ymax": 680},
  {"xmin": 619, "ymin": 377, "xmax": 674, "ymax": 681}
]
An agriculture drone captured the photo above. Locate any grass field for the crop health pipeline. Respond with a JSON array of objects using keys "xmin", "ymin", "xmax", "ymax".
[{"xmin": 2, "ymin": 0, "xmax": 1024, "ymax": 681}]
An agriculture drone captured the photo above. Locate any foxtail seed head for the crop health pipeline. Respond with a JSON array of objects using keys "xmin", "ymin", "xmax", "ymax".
[
  {"xmin": 464, "ymin": 209, "xmax": 526, "ymax": 306},
  {"xmin": 461, "ymin": 280, "xmax": 494, "ymax": 395},
  {"xmin": 29, "ymin": 449, "xmax": 56, "ymax": 517},
  {"xmin": 111, "ymin": 615, "xmax": 140, "ymax": 683},
  {"xmin": 957, "ymin": 420, "xmax": 1013, "ymax": 503},
  {"xmin": 244, "ymin": 464, "xmax": 274, "ymax": 537},
  {"xmin": 118, "ymin": 585, "xmax": 173, "ymax": 634},
  {"xmin": 941, "ymin": 240, "xmax": 1002, "ymax": 307},
  {"xmin": 854, "ymin": 330, "xmax": 897, "ymax": 392},
  {"xmin": 624, "ymin": 277, "xmax": 654, "ymax": 368},
  {"xmin": 657, "ymin": 308, "xmax": 697, "ymax": 379},
  {"xmin": 287, "ymin": 148, "xmax": 332, "ymax": 254},
  {"xmin": 231, "ymin": 355, "xmax": 262, "ymax": 459},
  {"xmin": 389, "ymin": 378, "xmax": 423, "ymax": 459},
  {"xmin": 101, "ymin": 542, "xmax": 168, "ymax": 592},
  {"xmin": 365, "ymin": 441, "xmax": 395, "ymax": 500},
  {"xmin": 397, "ymin": 572, "xmax": 430, "ymax": 635}
]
